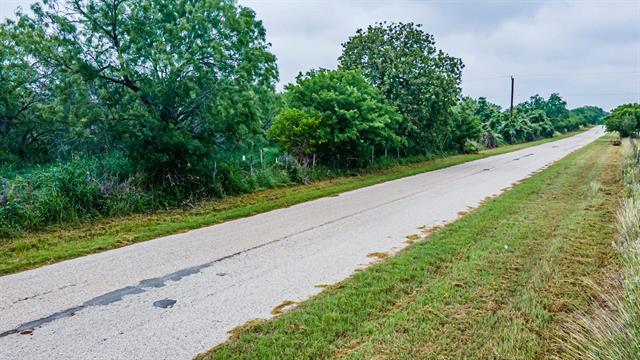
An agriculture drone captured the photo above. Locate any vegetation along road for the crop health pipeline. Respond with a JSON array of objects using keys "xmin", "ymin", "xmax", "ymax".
[{"xmin": 0, "ymin": 126, "xmax": 606, "ymax": 359}]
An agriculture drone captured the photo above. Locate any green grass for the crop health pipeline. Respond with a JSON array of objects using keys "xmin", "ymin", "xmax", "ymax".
[
  {"xmin": 200, "ymin": 136, "xmax": 622, "ymax": 359},
  {"xmin": 0, "ymin": 129, "xmax": 589, "ymax": 275},
  {"xmin": 558, "ymin": 139, "xmax": 640, "ymax": 359}
]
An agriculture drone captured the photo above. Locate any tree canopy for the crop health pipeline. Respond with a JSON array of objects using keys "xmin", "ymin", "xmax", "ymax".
[
  {"xmin": 5, "ymin": 0, "xmax": 278, "ymax": 188},
  {"xmin": 605, "ymin": 103, "xmax": 640, "ymax": 137},
  {"xmin": 275, "ymin": 69, "xmax": 403, "ymax": 167},
  {"xmin": 339, "ymin": 22, "xmax": 463, "ymax": 155}
]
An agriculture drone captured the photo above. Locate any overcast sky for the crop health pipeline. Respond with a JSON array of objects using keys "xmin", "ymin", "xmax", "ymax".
[{"xmin": 2, "ymin": 0, "xmax": 639, "ymax": 110}]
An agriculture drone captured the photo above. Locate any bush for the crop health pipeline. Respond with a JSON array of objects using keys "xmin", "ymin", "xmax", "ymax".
[{"xmin": 463, "ymin": 140, "xmax": 480, "ymax": 154}]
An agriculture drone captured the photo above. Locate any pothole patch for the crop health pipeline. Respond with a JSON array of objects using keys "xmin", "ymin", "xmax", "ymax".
[{"xmin": 153, "ymin": 299, "xmax": 176, "ymax": 309}]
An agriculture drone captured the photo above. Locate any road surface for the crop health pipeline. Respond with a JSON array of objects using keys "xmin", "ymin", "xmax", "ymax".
[{"xmin": 0, "ymin": 126, "xmax": 605, "ymax": 359}]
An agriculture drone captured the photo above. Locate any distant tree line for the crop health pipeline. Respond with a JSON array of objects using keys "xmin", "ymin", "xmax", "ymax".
[{"xmin": 0, "ymin": 1, "xmax": 607, "ymax": 234}]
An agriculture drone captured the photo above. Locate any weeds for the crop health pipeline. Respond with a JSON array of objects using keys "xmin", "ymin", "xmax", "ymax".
[{"xmin": 559, "ymin": 139, "xmax": 640, "ymax": 359}]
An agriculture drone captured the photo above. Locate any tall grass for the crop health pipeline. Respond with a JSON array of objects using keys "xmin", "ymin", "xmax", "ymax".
[
  {"xmin": 0, "ymin": 149, "xmax": 442, "ymax": 236},
  {"xmin": 0, "ymin": 130, "xmax": 588, "ymax": 238},
  {"xmin": 559, "ymin": 139, "xmax": 640, "ymax": 359}
]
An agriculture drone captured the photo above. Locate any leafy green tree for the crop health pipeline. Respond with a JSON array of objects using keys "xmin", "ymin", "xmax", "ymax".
[
  {"xmin": 471, "ymin": 97, "xmax": 503, "ymax": 148},
  {"xmin": 1, "ymin": 22, "xmax": 48, "ymax": 162},
  {"xmin": 448, "ymin": 98, "xmax": 482, "ymax": 152},
  {"xmin": 526, "ymin": 110, "xmax": 554, "ymax": 138},
  {"xmin": 605, "ymin": 103, "xmax": 640, "ymax": 137},
  {"xmin": 516, "ymin": 93, "xmax": 576, "ymax": 132},
  {"xmin": 282, "ymin": 69, "xmax": 403, "ymax": 167},
  {"xmin": 15, "ymin": 0, "xmax": 278, "ymax": 188},
  {"xmin": 544, "ymin": 93, "xmax": 570, "ymax": 122},
  {"xmin": 1, "ymin": 21, "xmax": 103, "ymax": 163},
  {"xmin": 268, "ymin": 109, "xmax": 324, "ymax": 166},
  {"xmin": 474, "ymin": 97, "xmax": 502, "ymax": 125},
  {"xmin": 570, "ymin": 106, "xmax": 607, "ymax": 125},
  {"xmin": 339, "ymin": 22, "xmax": 463, "ymax": 155}
]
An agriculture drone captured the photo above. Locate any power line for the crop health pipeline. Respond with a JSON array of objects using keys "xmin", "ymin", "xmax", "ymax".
[
  {"xmin": 517, "ymin": 70, "xmax": 640, "ymax": 78},
  {"xmin": 514, "ymin": 92, "xmax": 638, "ymax": 98},
  {"xmin": 464, "ymin": 70, "xmax": 640, "ymax": 83}
]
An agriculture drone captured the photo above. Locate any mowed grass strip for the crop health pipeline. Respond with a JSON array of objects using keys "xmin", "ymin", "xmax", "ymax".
[
  {"xmin": 0, "ymin": 129, "xmax": 589, "ymax": 275},
  {"xmin": 200, "ymin": 136, "xmax": 622, "ymax": 359}
]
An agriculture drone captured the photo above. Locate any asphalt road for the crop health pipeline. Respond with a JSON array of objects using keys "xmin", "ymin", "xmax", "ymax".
[{"xmin": 0, "ymin": 126, "xmax": 605, "ymax": 359}]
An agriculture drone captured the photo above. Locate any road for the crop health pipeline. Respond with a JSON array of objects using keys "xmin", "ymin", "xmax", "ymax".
[{"xmin": 0, "ymin": 126, "xmax": 605, "ymax": 359}]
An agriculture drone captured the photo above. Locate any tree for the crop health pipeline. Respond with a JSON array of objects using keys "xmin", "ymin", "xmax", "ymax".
[
  {"xmin": 15, "ymin": 0, "xmax": 278, "ymax": 188},
  {"xmin": 268, "ymin": 108, "xmax": 323, "ymax": 166},
  {"xmin": 448, "ymin": 98, "xmax": 482, "ymax": 152},
  {"xmin": 544, "ymin": 93, "xmax": 570, "ymax": 122},
  {"xmin": 1, "ymin": 21, "xmax": 102, "ymax": 163},
  {"xmin": 605, "ymin": 103, "xmax": 640, "ymax": 137},
  {"xmin": 571, "ymin": 105, "xmax": 607, "ymax": 125},
  {"xmin": 281, "ymin": 69, "xmax": 403, "ymax": 167},
  {"xmin": 527, "ymin": 110, "xmax": 554, "ymax": 138},
  {"xmin": 339, "ymin": 22, "xmax": 463, "ymax": 155},
  {"xmin": 473, "ymin": 97, "xmax": 503, "ymax": 148}
]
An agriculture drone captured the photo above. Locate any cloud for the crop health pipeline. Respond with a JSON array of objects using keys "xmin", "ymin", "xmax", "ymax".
[
  {"xmin": 3, "ymin": 0, "xmax": 639, "ymax": 110},
  {"xmin": 241, "ymin": 0, "xmax": 639, "ymax": 110}
]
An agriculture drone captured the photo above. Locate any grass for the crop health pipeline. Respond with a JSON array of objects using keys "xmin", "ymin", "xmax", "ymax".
[
  {"xmin": 0, "ymin": 129, "xmax": 589, "ymax": 275},
  {"xmin": 558, "ymin": 139, "xmax": 640, "ymax": 359},
  {"xmin": 199, "ymin": 135, "xmax": 623, "ymax": 359}
]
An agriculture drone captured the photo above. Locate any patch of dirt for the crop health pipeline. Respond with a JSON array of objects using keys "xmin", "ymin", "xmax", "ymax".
[
  {"xmin": 314, "ymin": 283, "xmax": 337, "ymax": 289},
  {"xmin": 367, "ymin": 252, "xmax": 390, "ymax": 260},
  {"xmin": 404, "ymin": 234, "xmax": 421, "ymax": 244},
  {"xmin": 225, "ymin": 318, "xmax": 266, "ymax": 339},
  {"xmin": 335, "ymin": 339, "xmax": 365, "ymax": 359},
  {"xmin": 271, "ymin": 300, "xmax": 297, "ymax": 315}
]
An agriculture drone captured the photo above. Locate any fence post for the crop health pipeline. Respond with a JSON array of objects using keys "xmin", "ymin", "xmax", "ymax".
[{"xmin": 260, "ymin": 149, "xmax": 264, "ymax": 168}]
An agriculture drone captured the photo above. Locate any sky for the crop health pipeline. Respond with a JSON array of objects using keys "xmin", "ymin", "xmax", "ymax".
[{"xmin": 2, "ymin": 0, "xmax": 639, "ymax": 110}]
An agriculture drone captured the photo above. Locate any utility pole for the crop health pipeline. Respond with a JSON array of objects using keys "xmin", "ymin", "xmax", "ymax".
[{"xmin": 510, "ymin": 75, "xmax": 514, "ymax": 120}]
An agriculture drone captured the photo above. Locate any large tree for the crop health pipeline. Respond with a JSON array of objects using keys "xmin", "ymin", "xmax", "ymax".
[
  {"xmin": 13, "ymin": 0, "xmax": 278, "ymax": 187},
  {"xmin": 276, "ymin": 69, "xmax": 403, "ymax": 167},
  {"xmin": 1, "ymin": 21, "xmax": 100, "ymax": 163},
  {"xmin": 571, "ymin": 105, "xmax": 607, "ymax": 125},
  {"xmin": 339, "ymin": 22, "xmax": 463, "ymax": 155},
  {"xmin": 516, "ymin": 93, "xmax": 575, "ymax": 132},
  {"xmin": 605, "ymin": 103, "xmax": 640, "ymax": 137}
]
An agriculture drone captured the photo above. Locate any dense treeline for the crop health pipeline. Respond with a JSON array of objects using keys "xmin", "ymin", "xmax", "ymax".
[{"xmin": 0, "ymin": 1, "xmax": 605, "ymax": 235}]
